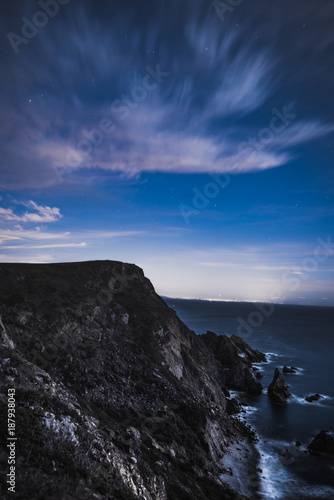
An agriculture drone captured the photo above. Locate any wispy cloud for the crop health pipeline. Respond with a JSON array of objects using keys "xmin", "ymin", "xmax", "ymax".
[
  {"xmin": 1, "ymin": 1, "xmax": 333, "ymax": 187},
  {"xmin": 0, "ymin": 229, "xmax": 70, "ymax": 245},
  {"xmin": 0, "ymin": 201, "xmax": 62, "ymax": 223},
  {"xmin": 0, "ymin": 212, "xmax": 147, "ymax": 263},
  {"xmin": 267, "ymin": 121, "xmax": 334, "ymax": 149},
  {"xmin": 3, "ymin": 243, "xmax": 87, "ymax": 250}
]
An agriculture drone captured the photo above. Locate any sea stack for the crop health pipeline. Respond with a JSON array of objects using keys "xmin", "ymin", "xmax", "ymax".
[{"xmin": 268, "ymin": 368, "xmax": 291, "ymax": 404}]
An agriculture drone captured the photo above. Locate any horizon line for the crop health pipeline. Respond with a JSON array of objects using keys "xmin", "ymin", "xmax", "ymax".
[{"xmin": 161, "ymin": 296, "xmax": 334, "ymax": 308}]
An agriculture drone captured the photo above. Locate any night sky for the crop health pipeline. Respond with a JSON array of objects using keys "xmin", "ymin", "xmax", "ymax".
[{"xmin": 1, "ymin": 0, "xmax": 333, "ymax": 305}]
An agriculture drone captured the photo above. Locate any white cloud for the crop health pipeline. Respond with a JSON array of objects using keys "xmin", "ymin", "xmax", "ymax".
[
  {"xmin": 0, "ymin": 229, "xmax": 70, "ymax": 245},
  {"xmin": 209, "ymin": 52, "xmax": 274, "ymax": 117},
  {"xmin": 0, "ymin": 201, "xmax": 62, "ymax": 223}
]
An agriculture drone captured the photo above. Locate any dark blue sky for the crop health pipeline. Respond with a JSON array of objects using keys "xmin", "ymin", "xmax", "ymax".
[{"xmin": 0, "ymin": 0, "xmax": 333, "ymax": 304}]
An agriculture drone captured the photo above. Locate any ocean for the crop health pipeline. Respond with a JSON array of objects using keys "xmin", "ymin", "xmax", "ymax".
[{"xmin": 164, "ymin": 299, "xmax": 334, "ymax": 500}]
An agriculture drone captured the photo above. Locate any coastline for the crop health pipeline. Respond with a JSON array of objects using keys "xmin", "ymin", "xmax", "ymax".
[
  {"xmin": 221, "ymin": 438, "xmax": 261, "ymax": 499},
  {"xmin": 166, "ymin": 298, "xmax": 334, "ymax": 499},
  {"xmin": 224, "ymin": 365, "xmax": 334, "ymax": 500}
]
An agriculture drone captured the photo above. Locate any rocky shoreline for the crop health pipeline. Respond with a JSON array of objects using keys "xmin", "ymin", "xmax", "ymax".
[
  {"xmin": 220, "ymin": 439, "xmax": 262, "ymax": 499},
  {"xmin": 1, "ymin": 261, "xmax": 332, "ymax": 499}
]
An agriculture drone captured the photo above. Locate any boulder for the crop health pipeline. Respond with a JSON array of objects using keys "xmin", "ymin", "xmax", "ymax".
[
  {"xmin": 268, "ymin": 368, "xmax": 291, "ymax": 404},
  {"xmin": 305, "ymin": 394, "xmax": 322, "ymax": 403},
  {"xmin": 308, "ymin": 430, "xmax": 334, "ymax": 455}
]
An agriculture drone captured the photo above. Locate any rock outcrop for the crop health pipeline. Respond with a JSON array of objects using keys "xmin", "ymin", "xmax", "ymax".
[
  {"xmin": 305, "ymin": 394, "xmax": 322, "ymax": 403},
  {"xmin": 282, "ymin": 366, "xmax": 297, "ymax": 374},
  {"xmin": 199, "ymin": 331, "xmax": 265, "ymax": 394},
  {"xmin": 268, "ymin": 368, "xmax": 291, "ymax": 404},
  {"xmin": 308, "ymin": 430, "xmax": 334, "ymax": 455},
  {"xmin": 0, "ymin": 261, "xmax": 255, "ymax": 500}
]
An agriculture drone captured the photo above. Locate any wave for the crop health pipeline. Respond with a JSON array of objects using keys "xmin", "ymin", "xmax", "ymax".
[
  {"xmin": 263, "ymin": 352, "xmax": 281, "ymax": 363},
  {"xmin": 233, "ymin": 397, "xmax": 334, "ymax": 498},
  {"xmin": 256, "ymin": 438, "xmax": 334, "ymax": 499},
  {"xmin": 239, "ymin": 405, "xmax": 259, "ymax": 419},
  {"xmin": 252, "ymin": 363, "xmax": 266, "ymax": 372}
]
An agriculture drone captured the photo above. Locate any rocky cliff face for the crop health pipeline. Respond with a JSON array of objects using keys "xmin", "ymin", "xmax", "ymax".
[
  {"xmin": 0, "ymin": 261, "xmax": 259, "ymax": 500},
  {"xmin": 199, "ymin": 331, "xmax": 266, "ymax": 394}
]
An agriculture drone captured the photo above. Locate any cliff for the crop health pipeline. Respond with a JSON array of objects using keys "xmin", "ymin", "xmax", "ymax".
[
  {"xmin": 0, "ymin": 261, "xmax": 260, "ymax": 499},
  {"xmin": 199, "ymin": 331, "xmax": 266, "ymax": 394}
]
